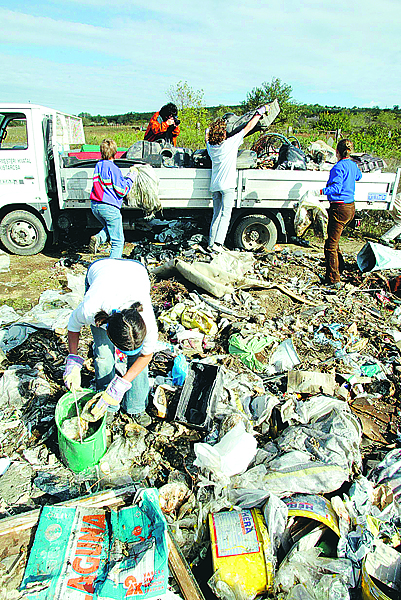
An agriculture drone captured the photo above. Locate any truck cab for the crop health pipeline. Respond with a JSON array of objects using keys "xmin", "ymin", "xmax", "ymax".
[{"xmin": 0, "ymin": 104, "xmax": 84, "ymax": 255}]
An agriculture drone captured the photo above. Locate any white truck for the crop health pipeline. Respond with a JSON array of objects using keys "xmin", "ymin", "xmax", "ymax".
[{"xmin": 1, "ymin": 103, "xmax": 400, "ymax": 255}]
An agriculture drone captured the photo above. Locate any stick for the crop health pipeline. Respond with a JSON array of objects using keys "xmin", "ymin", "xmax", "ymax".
[
  {"xmin": 237, "ymin": 280, "xmax": 320, "ymax": 306},
  {"xmin": 72, "ymin": 388, "xmax": 83, "ymax": 443},
  {"xmin": 193, "ymin": 290, "xmax": 246, "ymax": 317}
]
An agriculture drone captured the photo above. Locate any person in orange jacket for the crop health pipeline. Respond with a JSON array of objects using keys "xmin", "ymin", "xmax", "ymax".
[{"xmin": 144, "ymin": 103, "xmax": 180, "ymax": 146}]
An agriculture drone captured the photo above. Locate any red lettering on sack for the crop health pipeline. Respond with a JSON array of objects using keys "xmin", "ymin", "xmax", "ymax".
[
  {"xmin": 82, "ymin": 515, "xmax": 106, "ymax": 530},
  {"xmin": 67, "ymin": 574, "xmax": 95, "ymax": 594},
  {"xmin": 124, "ymin": 575, "xmax": 143, "ymax": 596},
  {"xmin": 72, "ymin": 556, "xmax": 100, "ymax": 575},
  {"xmin": 78, "ymin": 526, "xmax": 104, "ymax": 543},
  {"xmin": 76, "ymin": 542, "xmax": 102, "ymax": 556}
]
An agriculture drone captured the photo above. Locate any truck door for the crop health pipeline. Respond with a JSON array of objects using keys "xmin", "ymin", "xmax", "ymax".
[
  {"xmin": 0, "ymin": 110, "xmax": 48, "ymax": 254},
  {"xmin": 0, "ymin": 110, "xmax": 43, "ymax": 206}
]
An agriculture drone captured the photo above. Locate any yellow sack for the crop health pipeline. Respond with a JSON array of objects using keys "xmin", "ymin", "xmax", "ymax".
[{"xmin": 181, "ymin": 307, "xmax": 218, "ymax": 336}]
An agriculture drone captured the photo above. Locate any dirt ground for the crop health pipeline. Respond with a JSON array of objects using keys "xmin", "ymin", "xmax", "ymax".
[{"xmin": 0, "ymin": 234, "xmax": 366, "ymax": 314}]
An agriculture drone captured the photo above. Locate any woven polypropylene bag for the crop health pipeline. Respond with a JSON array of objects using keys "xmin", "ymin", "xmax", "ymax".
[{"xmin": 125, "ymin": 164, "xmax": 162, "ymax": 219}]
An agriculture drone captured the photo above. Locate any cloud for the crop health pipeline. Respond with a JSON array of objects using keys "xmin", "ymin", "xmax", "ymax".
[{"xmin": 1, "ymin": 1, "xmax": 400, "ymax": 113}]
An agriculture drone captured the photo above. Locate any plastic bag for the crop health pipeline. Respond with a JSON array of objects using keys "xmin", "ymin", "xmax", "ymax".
[
  {"xmin": 228, "ymin": 333, "xmax": 276, "ymax": 372},
  {"xmin": 181, "ymin": 306, "xmax": 218, "ymax": 336},
  {"xmin": 99, "ymin": 433, "xmax": 147, "ymax": 487},
  {"xmin": 171, "ymin": 354, "xmax": 188, "ymax": 385},
  {"xmin": 194, "ymin": 421, "xmax": 257, "ymax": 480},
  {"xmin": 294, "ymin": 191, "xmax": 328, "ymax": 238},
  {"xmin": 208, "ymin": 570, "xmax": 253, "ymax": 600}
]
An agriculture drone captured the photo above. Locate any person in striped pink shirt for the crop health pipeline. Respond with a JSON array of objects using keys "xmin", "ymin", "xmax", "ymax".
[{"xmin": 89, "ymin": 138, "xmax": 135, "ymax": 258}]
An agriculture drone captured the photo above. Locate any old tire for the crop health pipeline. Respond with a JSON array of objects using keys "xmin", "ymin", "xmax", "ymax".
[
  {"xmin": 233, "ymin": 215, "xmax": 278, "ymax": 251},
  {"xmin": 0, "ymin": 210, "xmax": 47, "ymax": 255}
]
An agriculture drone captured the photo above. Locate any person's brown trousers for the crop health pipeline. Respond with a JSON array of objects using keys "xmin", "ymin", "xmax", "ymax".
[{"xmin": 324, "ymin": 202, "xmax": 355, "ymax": 284}]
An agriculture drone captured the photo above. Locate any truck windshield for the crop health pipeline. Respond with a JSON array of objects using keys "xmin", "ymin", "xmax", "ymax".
[{"xmin": 0, "ymin": 113, "xmax": 28, "ymax": 150}]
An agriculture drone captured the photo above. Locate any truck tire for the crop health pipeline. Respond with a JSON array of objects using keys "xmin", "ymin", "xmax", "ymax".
[
  {"xmin": 0, "ymin": 210, "xmax": 47, "ymax": 255},
  {"xmin": 233, "ymin": 215, "xmax": 278, "ymax": 251}
]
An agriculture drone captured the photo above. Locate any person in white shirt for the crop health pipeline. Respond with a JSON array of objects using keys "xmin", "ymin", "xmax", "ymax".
[
  {"xmin": 63, "ymin": 259, "xmax": 158, "ymax": 425},
  {"xmin": 205, "ymin": 104, "xmax": 270, "ymax": 252}
]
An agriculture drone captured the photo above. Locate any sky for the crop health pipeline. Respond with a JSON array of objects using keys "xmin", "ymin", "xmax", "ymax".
[{"xmin": 1, "ymin": 0, "xmax": 400, "ymax": 117}]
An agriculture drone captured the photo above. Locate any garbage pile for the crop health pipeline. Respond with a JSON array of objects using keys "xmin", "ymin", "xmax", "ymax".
[{"xmin": 1, "ymin": 241, "xmax": 401, "ymax": 599}]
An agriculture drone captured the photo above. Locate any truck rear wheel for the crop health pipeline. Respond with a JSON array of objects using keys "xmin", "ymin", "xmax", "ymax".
[
  {"xmin": 233, "ymin": 215, "xmax": 278, "ymax": 251},
  {"xmin": 0, "ymin": 210, "xmax": 47, "ymax": 255}
]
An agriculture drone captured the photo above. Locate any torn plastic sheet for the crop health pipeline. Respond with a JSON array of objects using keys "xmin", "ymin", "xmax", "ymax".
[
  {"xmin": 268, "ymin": 338, "xmax": 301, "ymax": 374},
  {"xmin": 0, "ymin": 365, "xmax": 50, "ymax": 414},
  {"xmin": 314, "ymin": 323, "xmax": 343, "ymax": 349},
  {"xmin": 151, "ymin": 252, "xmax": 256, "ymax": 299},
  {"xmin": 362, "ymin": 540, "xmax": 401, "ymax": 598},
  {"xmin": 280, "ymin": 395, "xmax": 352, "ymax": 426},
  {"xmin": 0, "ymin": 274, "xmax": 85, "ymax": 350},
  {"xmin": 194, "ymin": 421, "xmax": 257, "ymax": 481},
  {"xmin": 294, "ymin": 192, "xmax": 328, "ymax": 238},
  {"xmin": 20, "ymin": 488, "xmax": 168, "ymax": 599},
  {"xmin": 274, "ymin": 547, "xmax": 353, "ymax": 598},
  {"xmin": 0, "ymin": 304, "xmax": 20, "ymax": 325},
  {"xmin": 230, "ymin": 408, "xmax": 361, "ymax": 497},
  {"xmin": 357, "ymin": 241, "xmax": 401, "ymax": 272},
  {"xmin": 370, "ymin": 448, "xmax": 401, "ymax": 508},
  {"xmin": 0, "ymin": 323, "xmax": 40, "ymax": 352}
]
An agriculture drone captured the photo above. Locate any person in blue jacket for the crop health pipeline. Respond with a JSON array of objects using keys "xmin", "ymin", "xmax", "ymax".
[
  {"xmin": 89, "ymin": 138, "xmax": 135, "ymax": 258},
  {"xmin": 316, "ymin": 139, "xmax": 362, "ymax": 288}
]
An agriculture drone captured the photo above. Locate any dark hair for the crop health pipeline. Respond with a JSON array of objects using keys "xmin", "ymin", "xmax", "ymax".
[
  {"xmin": 208, "ymin": 118, "xmax": 227, "ymax": 145},
  {"xmin": 336, "ymin": 138, "xmax": 353, "ymax": 159},
  {"xmin": 94, "ymin": 302, "xmax": 146, "ymax": 352},
  {"xmin": 159, "ymin": 103, "xmax": 178, "ymax": 121}
]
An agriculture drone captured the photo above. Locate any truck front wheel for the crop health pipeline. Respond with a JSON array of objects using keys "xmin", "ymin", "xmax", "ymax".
[
  {"xmin": 233, "ymin": 215, "xmax": 278, "ymax": 251},
  {"xmin": 0, "ymin": 210, "xmax": 47, "ymax": 255}
]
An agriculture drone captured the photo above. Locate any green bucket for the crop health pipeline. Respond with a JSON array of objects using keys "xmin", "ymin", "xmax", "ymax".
[{"xmin": 55, "ymin": 389, "xmax": 107, "ymax": 473}]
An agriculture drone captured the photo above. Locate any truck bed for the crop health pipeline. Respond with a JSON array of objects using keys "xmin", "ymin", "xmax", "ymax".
[{"xmin": 59, "ymin": 161, "xmax": 400, "ymax": 211}]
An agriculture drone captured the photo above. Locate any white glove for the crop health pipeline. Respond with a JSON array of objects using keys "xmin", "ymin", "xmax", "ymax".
[{"xmin": 63, "ymin": 354, "xmax": 84, "ymax": 391}]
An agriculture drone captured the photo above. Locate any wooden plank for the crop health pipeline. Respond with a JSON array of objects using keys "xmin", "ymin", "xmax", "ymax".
[
  {"xmin": 0, "ymin": 485, "xmax": 137, "ymax": 557},
  {"xmin": 0, "ymin": 485, "xmax": 207, "ymax": 600},
  {"xmin": 167, "ymin": 529, "xmax": 206, "ymax": 600}
]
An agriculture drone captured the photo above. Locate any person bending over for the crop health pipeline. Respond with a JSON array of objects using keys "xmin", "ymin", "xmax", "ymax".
[
  {"xmin": 63, "ymin": 259, "xmax": 158, "ymax": 427},
  {"xmin": 144, "ymin": 103, "xmax": 181, "ymax": 146}
]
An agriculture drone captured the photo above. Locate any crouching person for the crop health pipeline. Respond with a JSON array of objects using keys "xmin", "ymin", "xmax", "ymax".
[{"xmin": 63, "ymin": 258, "xmax": 157, "ymax": 426}]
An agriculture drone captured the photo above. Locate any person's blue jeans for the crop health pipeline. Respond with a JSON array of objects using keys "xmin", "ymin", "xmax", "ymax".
[
  {"xmin": 90, "ymin": 324, "xmax": 149, "ymax": 414},
  {"xmin": 209, "ymin": 189, "xmax": 236, "ymax": 246},
  {"xmin": 91, "ymin": 201, "xmax": 124, "ymax": 259}
]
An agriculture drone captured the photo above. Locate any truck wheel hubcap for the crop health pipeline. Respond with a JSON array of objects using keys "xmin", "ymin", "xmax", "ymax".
[
  {"xmin": 9, "ymin": 221, "xmax": 37, "ymax": 247},
  {"xmin": 243, "ymin": 224, "xmax": 269, "ymax": 248}
]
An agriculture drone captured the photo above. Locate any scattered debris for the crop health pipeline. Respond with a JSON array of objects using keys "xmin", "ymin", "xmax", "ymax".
[{"xmin": 1, "ymin": 235, "xmax": 401, "ymax": 598}]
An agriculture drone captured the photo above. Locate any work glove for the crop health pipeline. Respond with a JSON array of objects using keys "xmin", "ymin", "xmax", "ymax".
[
  {"xmin": 90, "ymin": 375, "xmax": 132, "ymax": 420},
  {"xmin": 126, "ymin": 170, "xmax": 137, "ymax": 183},
  {"xmin": 256, "ymin": 105, "xmax": 267, "ymax": 116},
  {"xmin": 63, "ymin": 354, "xmax": 84, "ymax": 391},
  {"xmin": 311, "ymin": 190, "xmax": 324, "ymax": 202}
]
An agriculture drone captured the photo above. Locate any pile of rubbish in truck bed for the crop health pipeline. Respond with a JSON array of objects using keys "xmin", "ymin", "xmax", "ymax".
[{"xmin": 1, "ymin": 236, "xmax": 401, "ymax": 599}]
